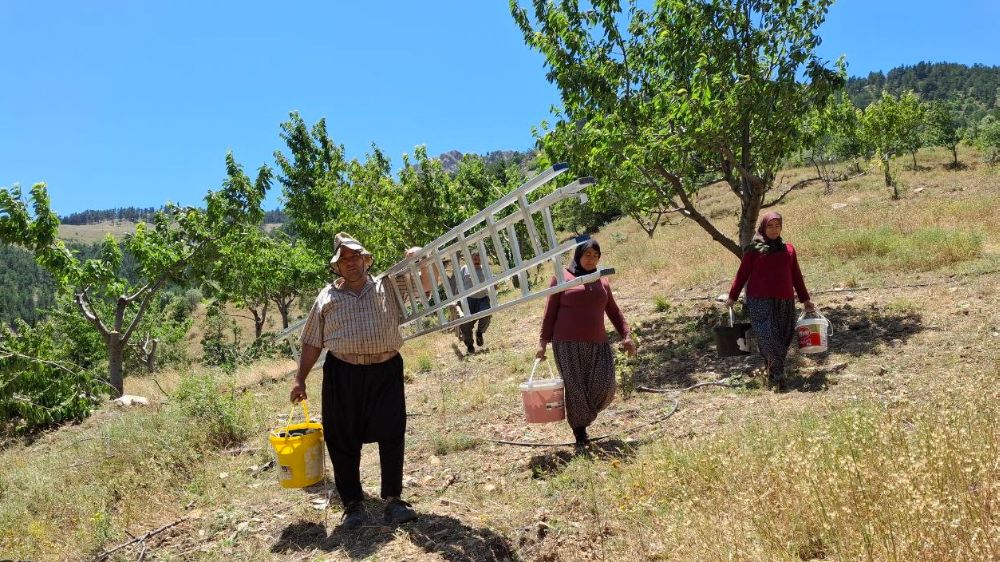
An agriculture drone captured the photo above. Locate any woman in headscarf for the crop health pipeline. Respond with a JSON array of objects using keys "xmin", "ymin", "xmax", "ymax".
[
  {"xmin": 725, "ymin": 212, "xmax": 816, "ymax": 392},
  {"xmin": 536, "ymin": 239, "xmax": 636, "ymax": 447}
]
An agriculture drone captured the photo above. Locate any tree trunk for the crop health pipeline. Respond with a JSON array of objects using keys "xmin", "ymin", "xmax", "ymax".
[
  {"xmin": 911, "ymin": 150, "xmax": 918, "ymax": 170},
  {"xmin": 251, "ymin": 307, "xmax": 266, "ymax": 340},
  {"xmin": 277, "ymin": 301, "xmax": 290, "ymax": 329},
  {"xmin": 736, "ymin": 179, "xmax": 765, "ymax": 255},
  {"xmin": 108, "ymin": 333, "xmax": 125, "ymax": 398},
  {"xmin": 951, "ymin": 145, "xmax": 959, "ymax": 167}
]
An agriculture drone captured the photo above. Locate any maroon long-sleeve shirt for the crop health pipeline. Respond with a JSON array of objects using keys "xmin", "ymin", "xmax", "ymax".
[
  {"xmin": 540, "ymin": 270, "xmax": 629, "ymax": 343},
  {"xmin": 728, "ymin": 243, "xmax": 811, "ymax": 302}
]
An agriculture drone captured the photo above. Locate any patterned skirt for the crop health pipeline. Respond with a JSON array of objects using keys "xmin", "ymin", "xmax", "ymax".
[
  {"xmin": 745, "ymin": 297, "xmax": 797, "ymax": 380},
  {"xmin": 552, "ymin": 340, "xmax": 616, "ymax": 429}
]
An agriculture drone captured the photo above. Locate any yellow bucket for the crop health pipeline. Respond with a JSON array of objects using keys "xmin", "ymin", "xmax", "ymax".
[{"xmin": 268, "ymin": 400, "xmax": 325, "ymax": 488}]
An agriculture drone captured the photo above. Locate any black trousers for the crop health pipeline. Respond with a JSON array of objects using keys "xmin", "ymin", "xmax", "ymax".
[{"xmin": 321, "ymin": 352, "xmax": 406, "ymax": 505}]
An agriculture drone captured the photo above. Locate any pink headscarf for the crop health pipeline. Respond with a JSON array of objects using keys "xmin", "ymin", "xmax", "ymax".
[{"xmin": 753, "ymin": 211, "xmax": 783, "ymax": 243}]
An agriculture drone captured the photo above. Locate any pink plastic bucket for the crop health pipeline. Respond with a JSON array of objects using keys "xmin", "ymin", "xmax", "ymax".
[{"xmin": 519, "ymin": 359, "xmax": 565, "ymax": 424}]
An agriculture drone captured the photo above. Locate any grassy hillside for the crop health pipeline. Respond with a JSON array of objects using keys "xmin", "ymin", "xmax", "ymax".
[{"xmin": 2, "ymin": 148, "xmax": 998, "ymax": 561}]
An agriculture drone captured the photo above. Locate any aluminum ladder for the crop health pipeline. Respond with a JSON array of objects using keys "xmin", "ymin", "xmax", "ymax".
[{"xmin": 278, "ymin": 163, "xmax": 613, "ymax": 357}]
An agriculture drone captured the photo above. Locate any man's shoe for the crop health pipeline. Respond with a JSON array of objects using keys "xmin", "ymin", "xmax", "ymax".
[
  {"xmin": 475, "ymin": 332, "xmax": 484, "ymax": 347},
  {"xmin": 465, "ymin": 343, "xmax": 475, "ymax": 354},
  {"xmin": 340, "ymin": 502, "xmax": 367, "ymax": 530},
  {"xmin": 384, "ymin": 498, "xmax": 417, "ymax": 524}
]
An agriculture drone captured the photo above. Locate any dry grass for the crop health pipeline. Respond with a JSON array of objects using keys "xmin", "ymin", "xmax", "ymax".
[
  {"xmin": 2, "ymin": 146, "xmax": 998, "ymax": 561},
  {"xmin": 58, "ymin": 221, "xmax": 139, "ymax": 243}
]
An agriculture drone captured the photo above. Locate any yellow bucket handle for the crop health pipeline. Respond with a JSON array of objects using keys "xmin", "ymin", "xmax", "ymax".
[{"xmin": 280, "ymin": 399, "xmax": 312, "ymax": 440}]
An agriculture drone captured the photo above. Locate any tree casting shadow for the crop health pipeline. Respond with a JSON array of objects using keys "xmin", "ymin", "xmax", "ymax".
[{"xmin": 631, "ymin": 301, "xmax": 925, "ymax": 392}]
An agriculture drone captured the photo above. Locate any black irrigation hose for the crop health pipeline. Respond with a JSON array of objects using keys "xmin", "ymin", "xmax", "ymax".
[{"xmin": 485, "ymin": 377, "xmax": 736, "ymax": 448}]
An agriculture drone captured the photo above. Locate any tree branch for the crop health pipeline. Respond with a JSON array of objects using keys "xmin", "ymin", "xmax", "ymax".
[
  {"xmin": 650, "ymin": 163, "xmax": 741, "ymax": 256},
  {"xmin": 75, "ymin": 290, "xmax": 110, "ymax": 337},
  {"xmin": 762, "ymin": 176, "xmax": 821, "ymax": 208}
]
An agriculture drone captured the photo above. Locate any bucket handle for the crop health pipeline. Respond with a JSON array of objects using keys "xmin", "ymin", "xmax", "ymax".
[
  {"xmin": 280, "ymin": 400, "xmax": 311, "ymax": 439},
  {"xmin": 798, "ymin": 309, "xmax": 833, "ymax": 335},
  {"xmin": 527, "ymin": 358, "xmax": 556, "ymax": 388}
]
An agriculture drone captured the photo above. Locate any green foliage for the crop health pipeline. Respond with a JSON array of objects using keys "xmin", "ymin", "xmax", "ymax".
[
  {"xmin": 415, "ymin": 354, "xmax": 433, "ymax": 373},
  {"xmin": 615, "ymin": 347, "xmax": 638, "ymax": 401},
  {"xmin": 974, "ymin": 114, "xmax": 1000, "ymax": 165},
  {"xmin": 923, "ymin": 101, "xmax": 965, "ymax": 166},
  {"xmin": 846, "ymin": 62, "xmax": 1000, "ymax": 119},
  {"xmin": 0, "ymin": 320, "xmax": 105, "ymax": 436},
  {"xmin": 430, "ymin": 433, "xmax": 482, "ymax": 456},
  {"xmin": 654, "ymin": 296, "xmax": 671, "ymax": 314},
  {"xmin": 171, "ymin": 372, "xmax": 258, "ymax": 448},
  {"xmin": 0, "ymin": 244, "xmax": 57, "ymax": 327},
  {"xmin": 184, "ymin": 288, "xmax": 203, "ymax": 310},
  {"xmin": 275, "ymin": 112, "xmax": 533, "ymax": 272},
  {"xmin": 200, "ymin": 301, "xmax": 281, "ymax": 373},
  {"xmin": 1, "ymin": 150, "xmax": 269, "ymax": 398},
  {"xmin": 858, "ymin": 91, "xmax": 924, "ymax": 195},
  {"xmin": 511, "ymin": 0, "xmax": 845, "ymax": 254}
]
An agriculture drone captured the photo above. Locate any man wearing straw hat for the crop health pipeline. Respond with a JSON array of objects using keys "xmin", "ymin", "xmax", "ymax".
[{"xmin": 290, "ymin": 232, "xmax": 417, "ymax": 530}]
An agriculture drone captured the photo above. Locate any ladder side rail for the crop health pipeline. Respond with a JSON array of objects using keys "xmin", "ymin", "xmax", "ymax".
[{"xmin": 402, "ymin": 268, "xmax": 615, "ymax": 340}]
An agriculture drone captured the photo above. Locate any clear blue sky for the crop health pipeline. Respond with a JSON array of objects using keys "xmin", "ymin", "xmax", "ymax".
[{"xmin": 2, "ymin": 1, "xmax": 998, "ymax": 216}]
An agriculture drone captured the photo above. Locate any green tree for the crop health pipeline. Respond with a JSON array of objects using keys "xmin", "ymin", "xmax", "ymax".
[
  {"xmin": 274, "ymin": 112, "xmax": 349, "ymax": 256},
  {"xmin": 896, "ymin": 92, "xmax": 927, "ymax": 170},
  {"xmin": 0, "ymin": 155, "xmax": 267, "ymax": 396},
  {"xmin": 924, "ymin": 101, "xmax": 964, "ymax": 168},
  {"xmin": 511, "ymin": 0, "xmax": 844, "ymax": 254},
  {"xmin": 275, "ymin": 113, "xmax": 408, "ymax": 268},
  {"xmin": 859, "ymin": 91, "xmax": 921, "ymax": 197},
  {"xmin": 800, "ymin": 93, "xmax": 864, "ymax": 190},
  {"xmin": 975, "ymin": 114, "xmax": 1000, "ymax": 165},
  {"xmin": 266, "ymin": 235, "xmax": 326, "ymax": 330}
]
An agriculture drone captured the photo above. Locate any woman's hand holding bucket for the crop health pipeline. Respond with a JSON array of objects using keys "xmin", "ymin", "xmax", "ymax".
[
  {"xmin": 535, "ymin": 341, "xmax": 548, "ymax": 360},
  {"xmin": 619, "ymin": 337, "xmax": 637, "ymax": 357}
]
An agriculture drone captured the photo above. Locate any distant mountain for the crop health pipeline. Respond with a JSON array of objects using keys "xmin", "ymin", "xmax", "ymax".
[
  {"xmin": 435, "ymin": 149, "xmax": 537, "ymax": 174},
  {"xmin": 57, "ymin": 207, "xmax": 287, "ymax": 226},
  {"xmin": 846, "ymin": 62, "xmax": 1000, "ymax": 109},
  {"xmin": 60, "ymin": 207, "xmax": 159, "ymax": 225}
]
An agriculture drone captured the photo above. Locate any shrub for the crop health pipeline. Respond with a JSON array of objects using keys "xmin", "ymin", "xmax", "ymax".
[{"xmin": 172, "ymin": 372, "xmax": 258, "ymax": 447}]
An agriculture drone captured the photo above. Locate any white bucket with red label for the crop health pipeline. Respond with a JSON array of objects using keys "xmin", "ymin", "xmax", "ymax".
[{"xmin": 796, "ymin": 310, "xmax": 830, "ymax": 354}]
